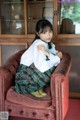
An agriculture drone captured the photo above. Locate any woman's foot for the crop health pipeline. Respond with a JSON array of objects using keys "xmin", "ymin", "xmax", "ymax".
[
  {"xmin": 31, "ymin": 91, "xmax": 44, "ymax": 97},
  {"xmin": 39, "ymin": 89, "xmax": 47, "ymax": 96}
]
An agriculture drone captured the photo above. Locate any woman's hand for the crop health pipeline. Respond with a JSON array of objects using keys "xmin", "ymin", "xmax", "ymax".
[
  {"xmin": 37, "ymin": 45, "xmax": 45, "ymax": 51},
  {"xmin": 56, "ymin": 52, "xmax": 63, "ymax": 59},
  {"xmin": 37, "ymin": 45, "xmax": 50, "ymax": 57}
]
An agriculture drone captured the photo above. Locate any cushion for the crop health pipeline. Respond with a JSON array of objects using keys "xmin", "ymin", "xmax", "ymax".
[{"xmin": 6, "ymin": 87, "xmax": 52, "ymax": 108}]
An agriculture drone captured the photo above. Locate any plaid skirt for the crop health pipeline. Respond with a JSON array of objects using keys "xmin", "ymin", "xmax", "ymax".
[{"xmin": 14, "ymin": 64, "xmax": 56, "ymax": 94}]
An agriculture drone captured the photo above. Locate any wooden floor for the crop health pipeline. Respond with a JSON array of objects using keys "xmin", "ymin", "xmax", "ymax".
[{"xmin": 10, "ymin": 99, "xmax": 80, "ymax": 120}]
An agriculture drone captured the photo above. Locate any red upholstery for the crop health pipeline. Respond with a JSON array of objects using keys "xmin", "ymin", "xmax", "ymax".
[
  {"xmin": 6, "ymin": 87, "xmax": 51, "ymax": 108},
  {"xmin": 0, "ymin": 49, "xmax": 71, "ymax": 120}
]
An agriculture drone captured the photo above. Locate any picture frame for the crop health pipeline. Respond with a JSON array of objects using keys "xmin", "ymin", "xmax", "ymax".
[{"xmin": 42, "ymin": 7, "xmax": 53, "ymax": 24}]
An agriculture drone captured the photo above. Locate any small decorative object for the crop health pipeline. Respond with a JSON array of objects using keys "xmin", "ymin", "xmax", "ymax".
[
  {"xmin": 28, "ymin": 17, "xmax": 34, "ymax": 20},
  {"xmin": 42, "ymin": 7, "xmax": 53, "ymax": 24},
  {"xmin": 42, "ymin": 7, "xmax": 53, "ymax": 18},
  {"xmin": 14, "ymin": 15, "xmax": 20, "ymax": 20}
]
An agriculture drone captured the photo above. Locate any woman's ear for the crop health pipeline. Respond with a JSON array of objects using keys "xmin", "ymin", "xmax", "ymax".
[{"xmin": 36, "ymin": 32, "xmax": 39, "ymax": 36}]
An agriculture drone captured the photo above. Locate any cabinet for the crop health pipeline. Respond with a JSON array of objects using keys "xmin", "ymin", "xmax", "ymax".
[
  {"xmin": 0, "ymin": 0, "xmax": 80, "ymax": 40},
  {"xmin": 0, "ymin": 0, "xmax": 54, "ymax": 36},
  {"xmin": 27, "ymin": 0, "xmax": 53, "ymax": 34},
  {"xmin": 0, "ymin": 0, "xmax": 25, "ymax": 35}
]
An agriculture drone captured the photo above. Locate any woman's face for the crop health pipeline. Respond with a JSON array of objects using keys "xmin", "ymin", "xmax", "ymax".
[{"xmin": 38, "ymin": 29, "xmax": 53, "ymax": 43}]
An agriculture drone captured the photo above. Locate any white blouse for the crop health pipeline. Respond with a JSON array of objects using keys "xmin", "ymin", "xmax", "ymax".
[{"xmin": 20, "ymin": 39, "xmax": 60, "ymax": 73}]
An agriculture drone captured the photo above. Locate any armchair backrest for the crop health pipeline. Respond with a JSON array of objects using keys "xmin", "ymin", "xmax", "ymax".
[
  {"xmin": 2, "ymin": 49, "xmax": 26, "ymax": 76},
  {"xmin": 0, "ymin": 49, "xmax": 26, "ymax": 100}
]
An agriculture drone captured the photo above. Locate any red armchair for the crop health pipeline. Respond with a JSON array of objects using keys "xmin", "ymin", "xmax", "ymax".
[{"xmin": 0, "ymin": 49, "xmax": 71, "ymax": 120}]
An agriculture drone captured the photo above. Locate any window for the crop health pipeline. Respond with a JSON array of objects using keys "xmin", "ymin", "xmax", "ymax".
[{"xmin": 58, "ymin": 0, "xmax": 80, "ymax": 34}]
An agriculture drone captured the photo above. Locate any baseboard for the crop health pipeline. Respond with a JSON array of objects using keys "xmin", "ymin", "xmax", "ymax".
[{"xmin": 69, "ymin": 92, "xmax": 80, "ymax": 98}]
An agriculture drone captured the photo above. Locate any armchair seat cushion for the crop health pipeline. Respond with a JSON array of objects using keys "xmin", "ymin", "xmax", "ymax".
[{"xmin": 6, "ymin": 87, "xmax": 52, "ymax": 108}]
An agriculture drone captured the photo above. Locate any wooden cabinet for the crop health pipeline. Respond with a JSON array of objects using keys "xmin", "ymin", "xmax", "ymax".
[
  {"xmin": 27, "ymin": 0, "xmax": 53, "ymax": 34},
  {"xmin": 0, "ymin": 0, "xmax": 54, "ymax": 36},
  {"xmin": 0, "ymin": 0, "xmax": 80, "ymax": 40},
  {"xmin": 0, "ymin": 0, "xmax": 25, "ymax": 35}
]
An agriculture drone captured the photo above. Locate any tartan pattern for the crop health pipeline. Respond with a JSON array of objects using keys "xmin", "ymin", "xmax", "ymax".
[{"xmin": 14, "ymin": 64, "xmax": 56, "ymax": 94}]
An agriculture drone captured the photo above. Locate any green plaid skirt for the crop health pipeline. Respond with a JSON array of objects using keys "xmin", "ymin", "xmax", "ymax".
[{"xmin": 14, "ymin": 64, "xmax": 56, "ymax": 94}]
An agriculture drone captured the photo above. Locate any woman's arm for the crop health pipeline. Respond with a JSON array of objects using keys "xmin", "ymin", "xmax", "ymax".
[
  {"xmin": 33, "ymin": 44, "xmax": 61, "ymax": 73},
  {"xmin": 37, "ymin": 45, "xmax": 62, "ymax": 59}
]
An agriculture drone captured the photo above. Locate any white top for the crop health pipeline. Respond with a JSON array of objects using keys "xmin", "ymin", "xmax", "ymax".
[{"xmin": 20, "ymin": 39, "xmax": 60, "ymax": 73}]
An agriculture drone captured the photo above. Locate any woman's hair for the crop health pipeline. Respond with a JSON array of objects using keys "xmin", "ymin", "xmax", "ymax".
[{"xmin": 34, "ymin": 19, "xmax": 53, "ymax": 40}]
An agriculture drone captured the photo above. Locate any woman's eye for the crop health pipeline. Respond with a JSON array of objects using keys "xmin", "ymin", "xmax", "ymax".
[
  {"xmin": 49, "ymin": 30, "xmax": 52, "ymax": 33},
  {"xmin": 43, "ymin": 32, "xmax": 46, "ymax": 34},
  {"xmin": 42, "ymin": 30, "xmax": 52, "ymax": 34}
]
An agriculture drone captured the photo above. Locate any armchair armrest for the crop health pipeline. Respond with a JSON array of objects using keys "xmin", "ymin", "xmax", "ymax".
[
  {"xmin": 0, "ymin": 67, "xmax": 13, "ymax": 110},
  {"xmin": 0, "ymin": 49, "xmax": 26, "ymax": 111},
  {"xmin": 51, "ymin": 52, "xmax": 71, "ymax": 120}
]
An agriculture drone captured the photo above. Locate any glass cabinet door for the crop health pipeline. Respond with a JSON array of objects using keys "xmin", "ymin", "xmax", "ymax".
[
  {"xmin": 26, "ymin": 0, "xmax": 53, "ymax": 34},
  {"xmin": 0, "ymin": 0, "xmax": 25, "ymax": 35}
]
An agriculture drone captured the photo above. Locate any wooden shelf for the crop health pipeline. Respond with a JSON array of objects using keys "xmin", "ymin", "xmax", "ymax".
[
  {"xmin": 70, "ymin": 92, "xmax": 80, "ymax": 98},
  {"xmin": 2, "ymin": 20, "xmax": 24, "ymax": 21},
  {"xmin": 27, "ymin": 19, "xmax": 40, "ymax": 21},
  {"xmin": 1, "ymin": 2, "xmax": 24, "ymax": 4},
  {"xmin": 0, "ymin": 38, "xmax": 32, "ymax": 45},
  {"xmin": 54, "ymin": 38, "xmax": 80, "ymax": 46}
]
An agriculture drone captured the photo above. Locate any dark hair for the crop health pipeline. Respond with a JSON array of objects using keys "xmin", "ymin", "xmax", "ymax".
[{"xmin": 34, "ymin": 19, "xmax": 53, "ymax": 40}]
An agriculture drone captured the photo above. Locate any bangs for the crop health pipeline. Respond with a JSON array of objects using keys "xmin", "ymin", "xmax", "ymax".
[{"xmin": 39, "ymin": 26, "xmax": 53, "ymax": 34}]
